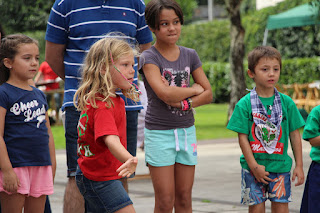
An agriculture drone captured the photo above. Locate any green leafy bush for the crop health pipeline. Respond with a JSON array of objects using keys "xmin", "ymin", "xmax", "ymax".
[
  {"xmin": 178, "ymin": 0, "xmax": 318, "ymax": 63},
  {"xmin": 179, "ymin": 20, "xmax": 230, "ymax": 62},
  {"xmin": 24, "ymin": 31, "xmax": 46, "ymax": 63}
]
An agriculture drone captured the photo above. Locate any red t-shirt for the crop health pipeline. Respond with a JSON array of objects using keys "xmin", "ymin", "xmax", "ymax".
[
  {"xmin": 77, "ymin": 95, "xmax": 127, "ymax": 181},
  {"xmin": 38, "ymin": 61, "xmax": 59, "ymax": 90}
]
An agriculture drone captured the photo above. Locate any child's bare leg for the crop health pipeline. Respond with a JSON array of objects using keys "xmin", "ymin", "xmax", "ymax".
[
  {"xmin": 115, "ymin": 204, "xmax": 136, "ymax": 213},
  {"xmin": 271, "ymin": 202, "xmax": 288, "ymax": 213},
  {"xmin": 174, "ymin": 163, "xmax": 195, "ymax": 213},
  {"xmin": 24, "ymin": 194, "xmax": 46, "ymax": 213},
  {"xmin": 248, "ymin": 202, "xmax": 265, "ymax": 213},
  {"xmin": 0, "ymin": 192, "xmax": 25, "ymax": 213},
  {"xmin": 149, "ymin": 165, "xmax": 175, "ymax": 213}
]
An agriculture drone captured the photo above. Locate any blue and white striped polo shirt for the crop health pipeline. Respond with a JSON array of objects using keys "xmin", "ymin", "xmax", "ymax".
[{"xmin": 45, "ymin": 0, "xmax": 153, "ymax": 111}]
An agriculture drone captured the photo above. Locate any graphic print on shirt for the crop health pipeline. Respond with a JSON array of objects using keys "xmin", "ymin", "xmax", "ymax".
[
  {"xmin": 250, "ymin": 122, "xmax": 284, "ymax": 154},
  {"xmin": 77, "ymin": 112, "xmax": 94, "ymax": 157},
  {"xmin": 163, "ymin": 67, "xmax": 191, "ymax": 116},
  {"xmin": 10, "ymin": 100, "xmax": 46, "ymax": 128}
]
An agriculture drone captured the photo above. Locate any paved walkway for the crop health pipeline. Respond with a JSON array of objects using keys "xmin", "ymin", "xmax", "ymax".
[{"xmin": 50, "ymin": 138, "xmax": 311, "ymax": 213}]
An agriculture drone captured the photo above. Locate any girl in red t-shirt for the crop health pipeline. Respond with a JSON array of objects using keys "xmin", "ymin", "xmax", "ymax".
[{"xmin": 73, "ymin": 36, "xmax": 139, "ymax": 213}]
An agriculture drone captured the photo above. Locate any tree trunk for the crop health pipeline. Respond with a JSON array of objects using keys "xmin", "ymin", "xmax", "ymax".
[{"xmin": 225, "ymin": 0, "xmax": 247, "ymax": 123}]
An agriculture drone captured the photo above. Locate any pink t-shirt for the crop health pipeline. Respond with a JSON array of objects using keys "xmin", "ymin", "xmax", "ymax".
[{"xmin": 77, "ymin": 95, "xmax": 126, "ymax": 181}]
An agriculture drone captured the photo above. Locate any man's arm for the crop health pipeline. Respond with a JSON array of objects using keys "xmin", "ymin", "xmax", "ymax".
[{"xmin": 45, "ymin": 41, "xmax": 66, "ymax": 80}]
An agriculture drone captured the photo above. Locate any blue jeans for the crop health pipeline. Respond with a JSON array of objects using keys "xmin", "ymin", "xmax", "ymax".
[
  {"xmin": 65, "ymin": 106, "xmax": 81, "ymax": 177},
  {"xmin": 300, "ymin": 161, "xmax": 320, "ymax": 213},
  {"xmin": 76, "ymin": 168, "xmax": 132, "ymax": 213},
  {"xmin": 44, "ymin": 195, "xmax": 51, "ymax": 213}
]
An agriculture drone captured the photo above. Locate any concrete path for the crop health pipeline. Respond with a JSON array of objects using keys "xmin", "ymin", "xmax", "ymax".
[{"xmin": 50, "ymin": 138, "xmax": 311, "ymax": 213}]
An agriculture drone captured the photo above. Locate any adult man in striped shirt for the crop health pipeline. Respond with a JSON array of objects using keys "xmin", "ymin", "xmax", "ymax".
[{"xmin": 45, "ymin": 1, "xmax": 152, "ymax": 212}]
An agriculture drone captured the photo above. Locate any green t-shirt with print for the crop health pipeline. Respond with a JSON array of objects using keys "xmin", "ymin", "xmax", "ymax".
[
  {"xmin": 302, "ymin": 105, "xmax": 320, "ymax": 163},
  {"xmin": 227, "ymin": 92, "xmax": 305, "ymax": 173}
]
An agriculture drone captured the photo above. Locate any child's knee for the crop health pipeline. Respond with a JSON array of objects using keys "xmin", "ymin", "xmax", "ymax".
[
  {"xmin": 156, "ymin": 195, "xmax": 175, "ymax": 211},
  {"xmin": 271, "ymin": 202, "xmax": 289, "ymax": 213}
]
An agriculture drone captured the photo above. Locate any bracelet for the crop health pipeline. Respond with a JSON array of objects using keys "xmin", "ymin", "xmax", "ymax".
[
  {"xmin": 180, "ymin": 100, "xmax": 184, "ymax": 110},
  {"xmin": 186, "ymin": 98, "xmax": 192, "ymax": 110},
  {"xmin": 182, "ymin": 99, "xmax": 189, "ymax": 111}
]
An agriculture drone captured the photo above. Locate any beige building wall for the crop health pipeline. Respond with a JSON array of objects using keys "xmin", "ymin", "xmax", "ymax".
[{"xmin": 256, "ymin": 0, "xmax": 284, "ymax": 10}]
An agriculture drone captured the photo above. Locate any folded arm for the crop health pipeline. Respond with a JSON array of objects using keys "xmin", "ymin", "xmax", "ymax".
[{"xmin": 143, "ymin": 63, "xmax": 204, "ymax": 104}]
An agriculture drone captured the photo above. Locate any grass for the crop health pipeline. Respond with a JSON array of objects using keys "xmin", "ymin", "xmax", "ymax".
[
  {"xmin": 51, "ymin": 125, "xmax": 66, "ymax": 150},
  {"xmin": 51, "ymin": 103, "xmax": 237, "ymax": 150},
  {"xmin": 194, "ymin": 103, "xmax": 237, "ymax": 140}
]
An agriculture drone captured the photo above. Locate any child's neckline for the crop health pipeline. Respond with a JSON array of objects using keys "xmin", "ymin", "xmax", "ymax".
[
  {"xmin": 152, "ymin": 45, "xmax": 181, "ymax": 62},
  {"xmin": 258, "ymin": 94, "xmax": 275, "ymax": 99},
  {"xmin": 4, "ymin": 82, "xmax": 34, "ymax": 91}
]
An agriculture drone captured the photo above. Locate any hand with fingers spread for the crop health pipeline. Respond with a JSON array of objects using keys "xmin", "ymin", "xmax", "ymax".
[
  {"xmin": 2, "ymin": 168, "xmax": 20, "ymax": 193},
  {"xmin": 292, "ymin": 165, "xmax": 304, "ymax": 186},
  {"xmin": 250, "ymin": 164, "xmax": 272, "ymax": 184},
  {"xmin": 116, "ymin": 157, "xmax": 138, "ymax": 178}
]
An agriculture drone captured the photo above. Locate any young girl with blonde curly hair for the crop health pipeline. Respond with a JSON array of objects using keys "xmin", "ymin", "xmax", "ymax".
[{"xmin": 74, "ymin": 36, "xmax": 140, "ymax": 213}]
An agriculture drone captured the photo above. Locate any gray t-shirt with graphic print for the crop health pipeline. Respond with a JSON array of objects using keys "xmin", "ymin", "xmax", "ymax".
[{"xmin": 139, "ymin": 46, "xmax": 202, "ymax": 130}]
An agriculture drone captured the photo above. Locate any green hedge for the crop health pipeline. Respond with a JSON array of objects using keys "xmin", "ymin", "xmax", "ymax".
[
  {"xmin": 24, "ymin": 30, "xmax": 46, "ymax": 63},
  {"xmin": 202, "ymin": 57, "xmax": 320, "ymax": 103},
  {"xmin": 179, "ymin": 0, "xmax": 317, "ymax": 63},
  {"xmin": 179, "ymin": 20, "xmax": 230, "ymax": 62}
]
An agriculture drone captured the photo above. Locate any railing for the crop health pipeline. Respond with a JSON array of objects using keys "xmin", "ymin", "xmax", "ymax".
[
  {"xmin": 276, "ymin": 81, "xmax": 320, "ymax": 112},
  {"xmin": 43, "ymin": 89, "xmax": 64, "ymax": 125}
]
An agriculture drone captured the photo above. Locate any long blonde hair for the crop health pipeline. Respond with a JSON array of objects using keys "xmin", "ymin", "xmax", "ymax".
[{"xmin": 74, "ymin": 36, "xmax": 139, "ymax": 111}]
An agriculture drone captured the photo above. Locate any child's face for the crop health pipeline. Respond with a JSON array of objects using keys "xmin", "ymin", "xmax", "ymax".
[
  {"xmin": 4, "ymin": 43, "xmax": 39, "ymax": 82},
  {"xmin": 152, "ymin": 8, "xmax": 181, "ymax": 45},
  {"xmin": 111, "ymin": 53, "xmax": 135, "ymax": 90},
  {"xmin": 248, "ymin": 57, "xmax": 280, "ymax": 90}
]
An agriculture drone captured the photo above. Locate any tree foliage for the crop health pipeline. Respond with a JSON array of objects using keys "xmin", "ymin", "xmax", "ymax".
[
  {"xmin": 179, "ymin": 20, "xmax": 230, "ymax": 62},
  {"xmin": 0, "ymin": 0, "xmax": 54, "ymax": 33}
]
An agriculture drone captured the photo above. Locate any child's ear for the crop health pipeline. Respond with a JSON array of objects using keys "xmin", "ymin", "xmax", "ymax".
[
  {"xmin": 247, "ymin": 69, "xmax": 255, "ymax": 79},
  {"xmin": 3, "ymin": 58, "xmax": 13, "ymax": 69},
  {"xmin": 149, "ymin": 26, "xmax": 155, "ymax": 33}
]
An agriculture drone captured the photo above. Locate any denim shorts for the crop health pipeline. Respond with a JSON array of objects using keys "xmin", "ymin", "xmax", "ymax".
[
  {"xmin": 65, "ymin": 106, "xmax": 81, "ymax": 177},
  {"xmin": 144, "ymin": 125, "xmax": 198, "ymax": 167},
  {"xmin": 241, "ymin": 168, "xmax": 292, "ymax": 206},
  {"xmin": 76, "ymin": 168, "xmax": 133, "ymax": 213}
]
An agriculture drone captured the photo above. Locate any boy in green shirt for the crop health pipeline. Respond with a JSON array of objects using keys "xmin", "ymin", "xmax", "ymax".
[{"xmin": 227, "ymin": 46, "xmax": 305, "ymax": 212}]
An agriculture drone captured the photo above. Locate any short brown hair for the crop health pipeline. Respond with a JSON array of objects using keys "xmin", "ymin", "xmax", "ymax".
[
  {"xmin": 247, "ymin": 46, "xmax": 282, "ymax": 73},
  {"xmin": 145, "ymin": 0, "xmax": 184, "ymax": 30}
]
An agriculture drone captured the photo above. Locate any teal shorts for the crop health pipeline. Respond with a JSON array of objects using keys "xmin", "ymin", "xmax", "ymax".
[{"xmin": 144, "ymin": 125, "xmax": 198, "ymax": 167}]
